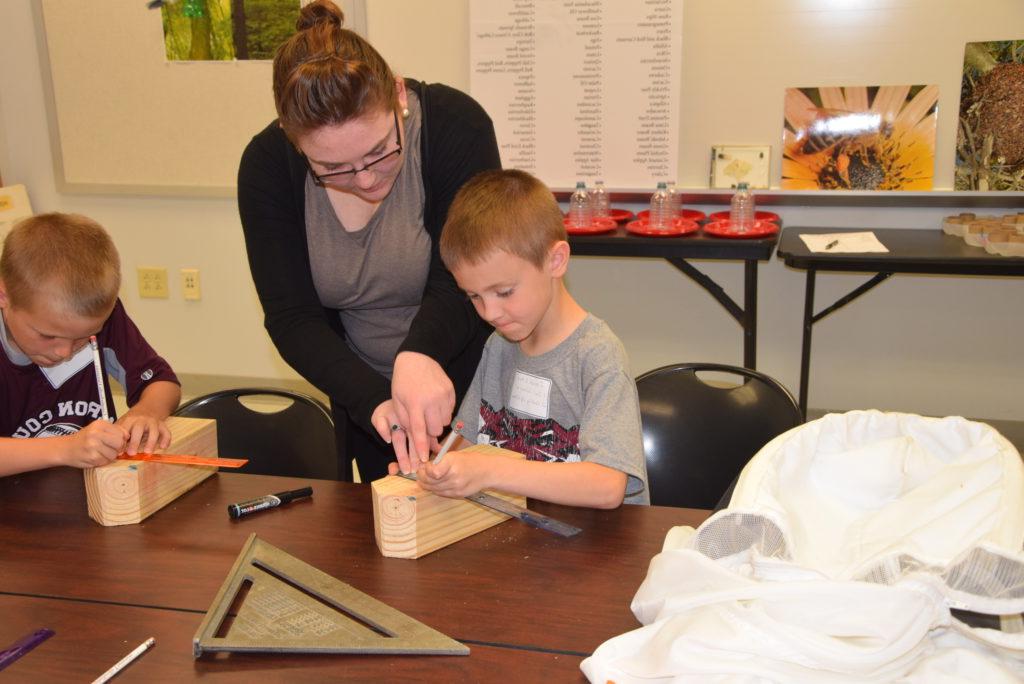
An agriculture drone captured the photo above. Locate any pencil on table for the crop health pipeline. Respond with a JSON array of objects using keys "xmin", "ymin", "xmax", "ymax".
[{"xmin": 91, "ymin": 637, "xmax": 155, "ymax": 684}]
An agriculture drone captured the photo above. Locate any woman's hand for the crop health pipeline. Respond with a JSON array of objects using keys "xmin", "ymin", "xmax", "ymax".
[
  {"xmin": 372, "ymin": 399, "xmax": 435, "ymax": 474},
  {"xmin": 391, "ymin": 351, "xmax": 455, "ymax": 463}
]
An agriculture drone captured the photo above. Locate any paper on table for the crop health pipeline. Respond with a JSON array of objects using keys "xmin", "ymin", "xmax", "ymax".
[{"xmin": 800, "ymin": 231, "xmax": 889, "ymax": 253}]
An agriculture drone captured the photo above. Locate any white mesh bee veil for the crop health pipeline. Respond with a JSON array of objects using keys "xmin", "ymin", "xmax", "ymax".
[{"xmin": 582, "ymin": 411, "xmax": 1024, "ymax": 683}]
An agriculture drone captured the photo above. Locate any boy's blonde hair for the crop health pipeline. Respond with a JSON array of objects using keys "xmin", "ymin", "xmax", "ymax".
[
  {"xmin": 0, "ymin": 212, "xmax": 121, "ymax": 317},
  {"xmin": 440, "ymin": 169, "xmax": 566, "ymax": 270}
]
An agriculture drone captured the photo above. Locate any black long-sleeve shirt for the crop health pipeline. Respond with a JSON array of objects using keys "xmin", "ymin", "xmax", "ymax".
[{"xmin": 237, "ymin": 80, "xmax": 499, "ymax": 432}]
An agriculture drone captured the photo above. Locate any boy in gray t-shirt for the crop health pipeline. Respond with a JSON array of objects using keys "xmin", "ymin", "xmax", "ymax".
[{"xmin": 381, "ymin": 169, "xmax": 648, "ymax": 506}]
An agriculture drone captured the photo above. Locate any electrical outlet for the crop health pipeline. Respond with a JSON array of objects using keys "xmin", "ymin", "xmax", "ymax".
[
  {"xmin": 181, "ymin": 268, "xmax": 201, "ymax": 300},
  {"xmin": 137, "ymin": 267, "xmax": 169, "ymax": 298}
]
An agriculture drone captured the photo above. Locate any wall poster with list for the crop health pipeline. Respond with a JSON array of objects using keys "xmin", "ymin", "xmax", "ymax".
[{"xmin": 470, "ymin": 0, "xmax": 682, "ymax": 190}]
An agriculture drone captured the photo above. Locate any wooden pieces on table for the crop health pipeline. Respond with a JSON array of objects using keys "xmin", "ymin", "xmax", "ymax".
[
  {"xmin": 84, "ymin": 416, "xmax": 218, "ymax": 526},
  {"xmin": 943, "ymin": 212, "xmax": 1024, "ymax": 255},
  {"xmin": 371, "ymin": 444, "xmax": 527, "ymax": 559}
]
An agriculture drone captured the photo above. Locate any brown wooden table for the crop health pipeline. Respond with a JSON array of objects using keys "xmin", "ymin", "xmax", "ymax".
[
  {"xmin": 0, "ymin": 596, "xmax": 580, "ymax": 683},
  {"xmin": 0, "ymin": 468, "xmax": 708, "ymax": 681}
]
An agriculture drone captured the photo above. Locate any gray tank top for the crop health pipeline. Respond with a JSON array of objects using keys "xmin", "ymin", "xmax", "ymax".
[{"xmin": 304, "ymin": 92, "xmax": 430, "ymax": 378}]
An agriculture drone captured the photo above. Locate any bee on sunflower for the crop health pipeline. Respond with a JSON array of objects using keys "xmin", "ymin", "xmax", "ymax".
[{"xmin": 782, "ymin": 85, "xmax": 938, "ymax": 191}]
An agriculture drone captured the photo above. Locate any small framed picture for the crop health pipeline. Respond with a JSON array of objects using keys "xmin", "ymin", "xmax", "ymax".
[
  {"xmin": 0, "ymin": 184, "xmax": 32, "ymax": 239},
  {"xmin": 710, "ymin": 145, "xmax": 771, "ymax": 189}
]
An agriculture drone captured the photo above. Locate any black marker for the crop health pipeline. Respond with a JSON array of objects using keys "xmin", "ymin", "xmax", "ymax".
[
  {"xmin": 824, "ymin": 239, "xmax": 839, "ymax": 250},
  {"xmin": 228, "ymin": 487, "xmax": 313, "ymax": 519}
]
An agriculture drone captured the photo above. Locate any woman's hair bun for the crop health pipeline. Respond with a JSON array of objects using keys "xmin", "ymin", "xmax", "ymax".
[{"xmin": 296, "ymin": 0, "xmax": 345, "ymax": 32}]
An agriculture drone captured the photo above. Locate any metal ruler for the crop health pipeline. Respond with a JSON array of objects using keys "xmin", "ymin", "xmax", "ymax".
[
  {"xmin": 193, "ymin": 534, "xmax": 467, "ymax": 657},
  {"xmin": 399, "ymin": 473, "xmax": 581, "ymax": 537}
]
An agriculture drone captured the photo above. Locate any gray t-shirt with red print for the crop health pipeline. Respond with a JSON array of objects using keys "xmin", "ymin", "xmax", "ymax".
[
  {"xmin": 455, "ymin": 314, "xmax": 648, "ymax": 504},
  {"xmin": 0, "ymin": 299, "xmax": 178, "ymax": 439}
]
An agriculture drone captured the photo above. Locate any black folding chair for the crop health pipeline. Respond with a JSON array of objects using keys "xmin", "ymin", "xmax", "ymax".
[
  {"xmin": 636, "ymin": 363, "xmax": 803, "ymax": 509},
  {"xmin": 174, "ymin": 388, "xmax": 338, "ymax": 479}
]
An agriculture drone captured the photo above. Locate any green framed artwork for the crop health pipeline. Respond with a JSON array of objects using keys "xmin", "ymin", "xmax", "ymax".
[{"xmin": 161, "ymin": 0, "xmax": 299, "ymax": 61}]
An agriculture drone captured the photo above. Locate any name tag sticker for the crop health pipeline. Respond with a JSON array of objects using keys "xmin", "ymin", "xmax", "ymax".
[{"xmin": 509, "ymin": 370, "xmax": 551, "ymax": 418}]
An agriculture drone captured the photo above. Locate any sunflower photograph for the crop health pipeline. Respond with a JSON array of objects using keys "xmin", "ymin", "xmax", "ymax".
[
  {"xmin": 956, "ymin": 40, "xmax": 1024, "ymax": 191},
  {"xmin": 782, "ymin": 85, "xmax": 938, "ymax": 191}
]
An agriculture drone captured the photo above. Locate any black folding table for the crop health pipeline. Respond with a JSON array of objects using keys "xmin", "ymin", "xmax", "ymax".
[
  {"xmin": 569, "ymin": 227, "xmax": 778, "ymax": 369},
  {"xmin": 777, "ymin": 227, "xmax": 1024, "ymax": 416}
]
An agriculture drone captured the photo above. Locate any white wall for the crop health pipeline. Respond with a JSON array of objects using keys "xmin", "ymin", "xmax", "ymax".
[
  {"xmin": 0, "ymin": 1, "xmax": 297, "ymax": 385},
  {"xmin": 0, "ymin": 1, "xmax": 1021, "ymax": 421}
]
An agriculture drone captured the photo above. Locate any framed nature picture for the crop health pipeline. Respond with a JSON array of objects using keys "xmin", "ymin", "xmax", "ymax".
[
  {"xmin": 710, "ymin": 145, "xmax": 770, "ymax": 189},
  {"xmin": 0, "ymin": 185, "xmax": 33, "ymax": 240},
  {"xmin": 160, "ymin": 0, "xmax": 300, "ymax": 61},
  {"xmin": 781, "ymin": 85, "xmax": 938, "ymax": 191},
  {"xmin": 956, "ymin": 40, "xmax": 1024, "ymax": 191}
]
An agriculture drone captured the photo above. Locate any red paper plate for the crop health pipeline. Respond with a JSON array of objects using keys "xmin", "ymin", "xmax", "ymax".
[
  {"xmin": 709, "ymin": 210, "xmax": 780, "ymax": 224},
  {"xmin": 702, "ymin": 219, "xmax": 779, "ymax": 239},
  {"xmin": 626, "ymin": 218, "xmax": 700, "ymax": 237},
  {"xmin": 606, "ymin": 208, "xmax": 634, "ymax": 223},
  {"xmin": 564, "ymin": 209, "xmax": 634, "ymax": 224},
  {"xmin": 564, "ymin": 217, "xmax": 618, "ymax": 235},
  {"xmin": 637, "ymin": 209, "xmax": 706, "ymax": 222}
]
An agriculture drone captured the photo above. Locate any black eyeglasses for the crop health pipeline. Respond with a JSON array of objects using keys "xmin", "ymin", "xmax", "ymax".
[{"xmin": 304, "ymin": 109, "xmax": 403, "ymax": 187}]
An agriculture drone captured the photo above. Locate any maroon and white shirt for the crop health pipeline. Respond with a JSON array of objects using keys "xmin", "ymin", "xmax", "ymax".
[{"xmin": 0, "ymin": 300, "xmax": 178, "ymax": 439}]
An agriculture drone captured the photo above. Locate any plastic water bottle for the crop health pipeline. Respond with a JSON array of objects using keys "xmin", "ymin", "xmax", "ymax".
[
  {"xmin": 730, "ymin": 182, "xmax": 755, "ymax": 232},
  {"xmin": 648, "ymin": 182, "xmax": 672, "ymax": 230},
  {"xmin": 667, "ymin": 180, "xmax": 681, "ymax": 217},
  {"xmin": 591, "ymin": 180, "xmax": 610, "ymax": 219},
  {"xmin": 568, "ymin": 181, "xmax": 592, "ymax": 228}
]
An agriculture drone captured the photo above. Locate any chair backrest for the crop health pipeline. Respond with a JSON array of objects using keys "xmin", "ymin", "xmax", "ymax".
[
  {"xmin": 636, "ymin": 363, "xmax": 803, "ymax": 509},
  {"xmin": 173, "ymin": 388, "xmax": 338, "ymax": 479}
]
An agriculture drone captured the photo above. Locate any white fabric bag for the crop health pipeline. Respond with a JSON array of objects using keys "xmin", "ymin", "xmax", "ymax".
[{"xmin": 581, "ymin": 411, "xmax": 1024, "ymax": 683}]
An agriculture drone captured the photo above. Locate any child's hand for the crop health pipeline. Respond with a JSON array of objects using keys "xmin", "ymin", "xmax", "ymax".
[
  {"xmin": 61, "ymin": 420, "xmax": 128, "ymax": 468},
  {"xmin": 416, "ymin": 451, "xmax": 489, "ymax": 499},
  {"xmin": 116, "ymin": 412, "xmax": 172, "ymax": 455}
]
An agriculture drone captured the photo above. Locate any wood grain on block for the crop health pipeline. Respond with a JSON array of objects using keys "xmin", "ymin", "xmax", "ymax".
[
  {"xmin": 84, "ymin": 417, "xmax": 217, "ymax": 526},
  {"xmin": 372, "ymin": 444, "xmax": 527, "ymax": 559}
]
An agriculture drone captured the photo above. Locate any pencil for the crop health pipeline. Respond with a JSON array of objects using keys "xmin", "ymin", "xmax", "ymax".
[
  {"xmin": 432, "ymin": 421, "xmax": 464, "ymax": 465},
  {"xmin": 89, "ymin": 336, "xmax": 110, "ymax": 421},
  {"xmin": 91, "ymin": 637, "xmax": 155, "ymax": 684}
]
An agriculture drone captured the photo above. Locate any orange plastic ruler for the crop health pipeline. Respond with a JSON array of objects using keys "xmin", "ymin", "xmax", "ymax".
[{"xmin": 116, "ymin": 453, "xmax": 248, "ymax": 468}]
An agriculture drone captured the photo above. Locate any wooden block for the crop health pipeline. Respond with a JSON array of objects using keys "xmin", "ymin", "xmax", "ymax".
[
  {"xmin": 371, "ymin": 444, "xmax": 527, "ymax": 559},
  {"xmin": 84, "ymin": 417, "xmax": 218, "ymax": 526},
  {"xmin": 941, "ymin": 217, "xmax": 965, "ymax": 236}
]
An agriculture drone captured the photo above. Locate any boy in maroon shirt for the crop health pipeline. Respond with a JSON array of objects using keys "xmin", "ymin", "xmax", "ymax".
[{"xmin": 0, "ymin": 213, "xmax": 180, "ymax": 476}]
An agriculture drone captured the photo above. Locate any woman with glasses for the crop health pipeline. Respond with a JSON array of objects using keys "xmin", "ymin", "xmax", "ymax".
[{"xmin": 238, "ymin": 0, "xmax": 499, "ymax": 482}]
